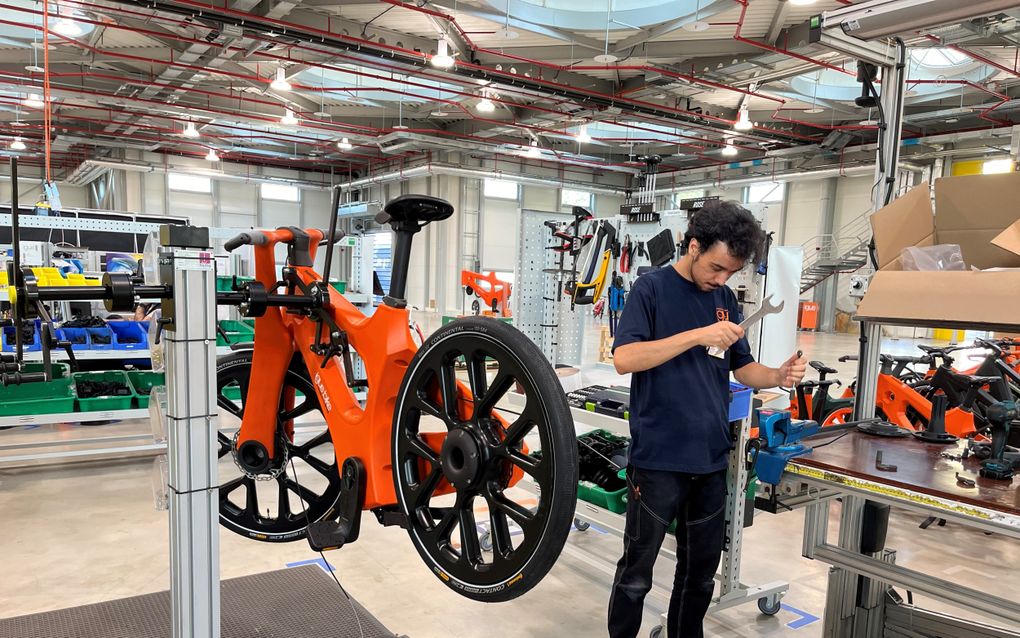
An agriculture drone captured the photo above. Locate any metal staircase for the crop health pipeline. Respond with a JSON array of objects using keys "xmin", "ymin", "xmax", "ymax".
[{"xmin": 799, "ymin": 213, "xmax": 873, "ymax": 293}]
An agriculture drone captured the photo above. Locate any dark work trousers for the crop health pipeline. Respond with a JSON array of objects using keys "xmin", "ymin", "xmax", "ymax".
[{"xmin": 607, "ymin": 466, "xmax": 728, "ymax": 638}]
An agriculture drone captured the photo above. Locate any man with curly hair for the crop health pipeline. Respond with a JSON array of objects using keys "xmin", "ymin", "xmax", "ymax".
[{"xmin": 608, "ymin": 200, "xmax": 806, "ymax": 638}]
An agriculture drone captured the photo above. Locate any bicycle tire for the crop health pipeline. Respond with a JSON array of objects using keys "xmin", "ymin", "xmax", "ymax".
[
  {"xmin": 215, "ymin": 350, "xmax": 343, "ymax": 542},
  {"xmin": 391, "ymin": 316, "xmax": 578, "ymax": 602}
]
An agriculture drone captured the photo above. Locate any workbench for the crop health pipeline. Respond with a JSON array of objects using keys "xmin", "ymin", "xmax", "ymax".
[{"xmin": 777, "ymin": 428, "xmax": 1020, "ymax": 637}]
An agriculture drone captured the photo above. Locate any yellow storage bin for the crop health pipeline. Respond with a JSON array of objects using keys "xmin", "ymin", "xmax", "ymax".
[{"xmin": 66, "ymin": 274, "xmax": 87, "ymax": 285}]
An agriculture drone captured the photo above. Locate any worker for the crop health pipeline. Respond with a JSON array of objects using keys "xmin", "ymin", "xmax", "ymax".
[{"xmin": 608, "ymin": 200, "xmax": 806, "ymax": 638}]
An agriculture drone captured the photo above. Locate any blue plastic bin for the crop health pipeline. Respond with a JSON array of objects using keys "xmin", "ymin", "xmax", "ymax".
[
  {"xmin": 728, "ymin": 382, "xmax": 753, "ymax": 422},
  {"xmin": 85, "ymin": 327, "xmax": 115, "ymax": 350},
  {"xmin": 108, "ymin": 321, "xmax": 148, "ymax": 350},
  {"xmin": 2, "ymin": 324, "xmax": 41, "ymax": 352},
  {"xmin": 57, "ymin": 327, "xmax": 91, "ymax": 351}
]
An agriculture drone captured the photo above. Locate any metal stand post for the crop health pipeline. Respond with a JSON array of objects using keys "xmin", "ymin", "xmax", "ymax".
[
  {"xmin": 159, "ymin": 226, "xmax": 219, "ymax": 638},
  {"xmin": 852, "ymin": 321, "xmax": 881, "ymax": 421}
]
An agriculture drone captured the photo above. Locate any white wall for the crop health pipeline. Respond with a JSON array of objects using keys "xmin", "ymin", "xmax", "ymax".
[{"xmin": 833, "ymin": 175, "xmax": 874, "ymax": 231}]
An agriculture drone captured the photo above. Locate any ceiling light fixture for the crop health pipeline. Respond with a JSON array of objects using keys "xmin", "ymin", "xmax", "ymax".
[
  {"xmin": 337, "ymin": 137, "xmax": 353, "ymax": 150},
  {"xmin": 10, "ymin": 138, "xmax": 26, "ymax": 151},
  {"xmin": 476, "ymin": 93, "xmax": 496, "ymax": 113},
  {"xmin": 733, "ymin": 105, "xmax": 753, "ymax": 131},
  {"xmin": 804, "ymin": 107, "xmax": 825, "ymax": 114},
  {"xmin": 576, "ymin": 124, "xmax": 592, "ymax": 144},
  {"xmin": 23, "ymin": 93, "xmax": 44, "ymax": 108},
  {"xmin": 52, "ymin": 17, "xmax": 84, "ymax": 37},
  {"xmin": 182, "ymin": 121, "xmax": 200, "ymax": 138},
  {"xmin": 431, "ymin": 39, "xmax": 455, "ymax": 69},
  {"xmin": 270, "ymin": 67, "xmax": 291, "ymax": 91},
  {"xmin": 683, "ymin": 0, "xmax": 709, "ymax": 32},
  {"xmin": 722, "ymin": 139, "xmax": 737, "ymax": 156},
  {"xmin": 527, "ymin": 140, "xmax": 542, "ymax": 158},
  {"xmin": 205, "ymin": 148, "xmax": 219, "ymax": 162},
  {"xmin": 280, "ymin": 108, "xmax": 298, "ymax": 125},
  {"xmin": 789, "ymin": 0, "xmax": 817, "ymax": 5}
]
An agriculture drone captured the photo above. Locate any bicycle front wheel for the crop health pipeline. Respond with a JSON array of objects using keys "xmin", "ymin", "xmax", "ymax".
[{"xmin": 391, "ymin": 316, "xmax": 577, "ymax": 602}]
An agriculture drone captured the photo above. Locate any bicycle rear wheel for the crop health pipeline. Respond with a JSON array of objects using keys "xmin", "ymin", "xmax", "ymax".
[{"xmin": 391, "ymin": 317, "xmax": 577, "ymax": 602}]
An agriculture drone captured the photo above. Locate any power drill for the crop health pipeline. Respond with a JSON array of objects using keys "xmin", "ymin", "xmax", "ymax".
[{"xmin": 980, "ymin": 400, "xmax": 1019, "ymax": 480}]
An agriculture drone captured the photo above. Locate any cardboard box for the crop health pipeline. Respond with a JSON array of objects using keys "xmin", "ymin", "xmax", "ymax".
[{"xmin": 856, "ymin": 173, "xmax": 1020, "ymax": 330}]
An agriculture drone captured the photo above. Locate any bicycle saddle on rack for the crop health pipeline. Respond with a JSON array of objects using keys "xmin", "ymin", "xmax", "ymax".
[{"xmin": 376, "ymin": 195, "xmax": 454, "ymax": 226}]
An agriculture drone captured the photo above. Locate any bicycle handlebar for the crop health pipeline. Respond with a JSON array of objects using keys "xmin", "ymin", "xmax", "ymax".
[{"xmin": 224, "ymin": 228, "xmax": 345, "ymax": 253}]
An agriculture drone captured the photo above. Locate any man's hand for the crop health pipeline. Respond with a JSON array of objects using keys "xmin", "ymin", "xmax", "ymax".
[
  {"xmin": 776, "ymin": 351, "xmax": 807, "ymax": 387},
  {"xmin": 697, "ymin": 321, "xmax": 745, "ymax": 350}
]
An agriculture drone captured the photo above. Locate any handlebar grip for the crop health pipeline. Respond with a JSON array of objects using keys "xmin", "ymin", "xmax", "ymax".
[
  {"xmin": 317, "ymin": 228, "xmax": 347, "ymax": 246},
  {"xmin": 224, "ymin": 231, "xmax": 268, "ymax": 252}
]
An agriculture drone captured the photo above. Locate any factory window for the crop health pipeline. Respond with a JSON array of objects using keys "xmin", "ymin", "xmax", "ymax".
[
  {"xmin": 168, "ymin": 172, "xmax": 211, "ymax": 193},
  {"xmin": 484, "ymin": 178, "xmax": 519, "ymax": 200},
  {"xmin": 745, "ymin": 182, "xmax": 783, "ymax": 204},
  {"xmin": 260, "ymin": 183, "xmax": 301, "ymax": 202},
  {"xmin": 561, "ymin": 188, "xmax": 592, "ymax": 208},
  {"xmin": 671, "ymin": 189, "xmax": 706, "ymax": 208},
  {"xmin": 983, "ymin": 158, "xmax": 1014, "ymax": 174}
]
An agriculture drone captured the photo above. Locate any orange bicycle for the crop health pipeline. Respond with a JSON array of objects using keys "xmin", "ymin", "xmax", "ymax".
[{"xmin": 214, "ymin": 195, "xmax": 578, "ymax": 601}]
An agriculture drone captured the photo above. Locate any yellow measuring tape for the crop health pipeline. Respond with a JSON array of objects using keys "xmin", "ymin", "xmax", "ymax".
[{"xmin": 786, "ymin": 464, "xmax": 1002, "ymax": 523}]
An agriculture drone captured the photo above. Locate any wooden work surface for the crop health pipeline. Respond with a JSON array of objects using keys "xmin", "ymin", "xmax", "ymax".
[{"xmin": 791, "ymin": 430, "xmax": 1020, "ymax": 516}]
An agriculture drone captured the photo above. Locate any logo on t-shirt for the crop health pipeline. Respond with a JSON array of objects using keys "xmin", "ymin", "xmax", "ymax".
[{"xmin": 716, "ymin": 308, "xmax": 729, "ymax": 322}]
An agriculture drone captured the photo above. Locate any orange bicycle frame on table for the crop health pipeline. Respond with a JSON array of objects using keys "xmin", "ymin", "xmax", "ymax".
[
  {"xmin": 216, "ymin": 195, "xmax": 577, "ymax": 602},
  {"xmin": 461, "ymin": 270, "xmax": 512, "ymax": 317}
]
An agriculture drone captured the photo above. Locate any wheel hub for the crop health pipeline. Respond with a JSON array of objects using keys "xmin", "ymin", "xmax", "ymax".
[{"xmin": 440, "ymin": 426, "xmax": 486, "ymax": 490}]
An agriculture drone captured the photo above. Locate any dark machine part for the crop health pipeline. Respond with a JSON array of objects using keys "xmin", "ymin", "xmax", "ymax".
[
  {"xmin": 874, "ymin": 450, "xmax": 897, "ymax": 472},
  {"xmin": 576, "ymin": 430, "xmax": 629, "ymax": 492},
  {"xmin": 646, "ymin": 229, "xmax": 676, "ymax": 268},
  {"xmin": 912, "ymin": 393, "xmax": 958, "ymax": 444},
  {"xmin": 585, "ymin": 386, "xmax": 631, "ymax": 419},
  {"xmin": 859, "ymin": 501, "xmax": 890, "ymax": 555},
  {"xmin": 307, "ymin": 457, "xmax": 367, "ymax": 552},
  {"xmin": 980, "ymin": 400, "xmax": 1019, "ymax": 480},
  {"xmin": 855, "ymin": 62, "xmax": 879, "ymax": 109},
  {"xmin": 566, "ymin": 384, "xmax": 608, "ymax": 409}
]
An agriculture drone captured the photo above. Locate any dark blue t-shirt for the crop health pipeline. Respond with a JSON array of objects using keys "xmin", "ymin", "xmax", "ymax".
[{"xmin": 613, "ymin": 266, "xmax": 754, "ymax": 473}]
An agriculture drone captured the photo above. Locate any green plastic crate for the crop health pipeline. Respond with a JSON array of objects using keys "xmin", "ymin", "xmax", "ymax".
[
  {"xmin": 127, "ymin": 371, "xmax": 165, "ymax": 409},
  {"xmin": 329, "ymin": 280, "xmax": 346, "ymax": 294},
  {"xmin": 217, "ymin": 319, "xmax": 255, "ymax": 347},
  {"xmin": 0, "ymin": 363, "xmax": 74, "ymax": 416},
  {"xmin": 575, "ymin": 429, "xmax": 631, "ymax": 514},
  {"xmin": 216, "ymin": 276, "xmax": 253, "ymax": 293},
  {"xmin": 73, "ymin": 370, "xmax": 134, "ymax": 412}
]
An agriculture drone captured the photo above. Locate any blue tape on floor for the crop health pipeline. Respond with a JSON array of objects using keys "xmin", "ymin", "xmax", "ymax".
[
  {"xmin": 781, "ymin": 604, "xmax": 819, "ymax": 629},
  {"xmin": 286, "ymin": 558, "xmax": 335, "ymax": 573}
]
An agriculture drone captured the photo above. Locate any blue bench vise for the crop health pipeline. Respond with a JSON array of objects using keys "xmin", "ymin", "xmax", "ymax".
[{"xmin": 754, "ymin": 409, "xmax": 821, "ymax": 485}]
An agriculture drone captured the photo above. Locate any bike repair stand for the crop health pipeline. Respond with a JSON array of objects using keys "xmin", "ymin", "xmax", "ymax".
[{"xmin": 157, "ymin": 225, "xmax": 220, "ymax": 638}]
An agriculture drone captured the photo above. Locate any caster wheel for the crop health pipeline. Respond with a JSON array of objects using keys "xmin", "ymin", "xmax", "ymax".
[
  {"xmin": 574, "ymin": 518, "xmax": 590, "ymax": 531},
  {"xmin": 491, "ymin": 299, "xmax": 499, "ymax": 314},
  {"xmin": 649, "ymin": 625, "xmax": 663, "ymax": 638},
  {"xmin": 464, "ymin": 286, "xmax": 474, "ymax": 296},
  {"xmin": 471, "ymin": 299, "xmax": 481, "ymax": 315},
  {"xmin": 480, "ymin": 530, "xmax": 493, "ymax": 552},
  {"xmin": 758, "ymin": 596, "xmax": 782, "ymax": 616}
]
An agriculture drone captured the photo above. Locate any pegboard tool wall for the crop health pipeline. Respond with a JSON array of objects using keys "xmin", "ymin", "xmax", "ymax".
[{"xmin": 515, "ymin": 209, "xmax": 585, "ymax": 367}]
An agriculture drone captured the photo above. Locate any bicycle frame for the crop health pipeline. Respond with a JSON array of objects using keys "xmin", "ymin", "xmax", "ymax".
[{"xmin": 232, "ymin": 227, "xmax": 499, "ymax": 510}]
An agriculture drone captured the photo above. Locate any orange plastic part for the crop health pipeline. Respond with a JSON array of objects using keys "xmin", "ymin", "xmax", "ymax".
[{"xmin": 461, "ymin": 270, "xmax": 513, "ymax": 317}]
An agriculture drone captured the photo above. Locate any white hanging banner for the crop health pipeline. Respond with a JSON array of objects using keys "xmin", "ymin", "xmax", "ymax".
[{"xmin": 757, "ymin": 244, "xmax": 803, "ymax": 373}]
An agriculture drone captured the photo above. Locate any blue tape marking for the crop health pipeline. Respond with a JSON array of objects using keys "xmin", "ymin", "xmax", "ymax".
[
  {"xmin": 782, "ymin": 604, "xmax": 819, "ymax": 629},
  {"xmin": 287, "ymin": 558, "xmax": 335, "ymax": 573}
]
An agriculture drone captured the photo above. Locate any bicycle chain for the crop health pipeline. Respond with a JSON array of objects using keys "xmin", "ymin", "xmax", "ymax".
[{"xmin": 231, "ymin": 430, "xmax": 289, "ymax": 481}]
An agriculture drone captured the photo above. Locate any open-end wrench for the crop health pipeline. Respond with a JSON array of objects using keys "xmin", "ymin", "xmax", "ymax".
[{"xmin": 708, "ymin": 294, "xmax": 785, "ymax": 358}]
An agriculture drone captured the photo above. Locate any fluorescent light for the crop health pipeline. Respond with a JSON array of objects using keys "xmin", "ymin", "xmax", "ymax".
[
  {"xmin": 804, "ymin": 107, "xmax": 825, "ymax": 114},
  {"xmin": 722, "ymin": 139, "xmax": 738, "ymax": 156},
  {"xmin": 432, "ymin": 39, "xmax": 455, "ymax": 69},
  {"xmin": 23, "ymin": 94, "xmax": 44, "ymax": 108},
  {"xmin": 205, "ymin": 148, "xmax": 220, "ymax": 162},
  {"xmin": 576, "ymin": 124, "xmax": 592, "ymax": 144},
  {"xmin": 733, "ymin": 106, "xmax": 753, "ymax": 131},
  {"xmin": 53, "ymin": 17, "xmax": 84, "ymax": 37},
  {"xmin": 270, "ymin": 67, "xmax": 291, "ymax": 92},
  {"xmin": 983, "ymin": 158, "xmax": 1013, "ymax": 174},
  {"xmin": 682, "ymin": 21, "xmax": 709, "ymax": 32},
  {"xmin": 280, "ymin": 108, "xmax": 298, "ymax": 125},
  {"xmin": 182, "ymin": 121, "xmax": 200, "ymax": 138},
  {"xmin": 10, "ymin": 138, "xmax": 26, "ymax": 151},
  {"xmin": 476, "ymin": 96, "xmax": 496, "ymax": 113},
  {"xmin": 527, "ymin": 140, "xmax": 541, "ymax": 158},
  {"xmin": 789, "ymin": 0, "xmax": 816, "ymax": 5},
  {"xmin": 337, "ymin": 137, "xmax": 353, "ymax": 151}
]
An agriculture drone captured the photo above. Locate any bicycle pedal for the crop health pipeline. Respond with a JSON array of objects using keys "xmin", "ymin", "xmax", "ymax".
[{"xmin": 307, "ymin": 519, "xmax": 354, "ymax": 552}]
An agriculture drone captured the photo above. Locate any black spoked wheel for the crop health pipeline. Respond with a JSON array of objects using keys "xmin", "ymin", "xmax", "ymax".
[
  {"xmin": 392, "ymin": 316, "xmax": 577, "ymax": 602},
  {"xmin": 216, "ymin": 350, "xmax": 342, "ymax": 542}
]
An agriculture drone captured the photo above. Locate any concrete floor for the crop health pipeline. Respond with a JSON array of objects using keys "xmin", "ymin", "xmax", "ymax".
[{"xmin": 1, "ymin": 328, "xmax": 1018, "ymax": 637}]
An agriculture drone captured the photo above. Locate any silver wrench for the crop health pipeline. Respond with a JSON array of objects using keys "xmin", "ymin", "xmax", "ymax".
[{"xmin": 708, "ymin": 294, "xmax": 785, "ymax": 358}]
